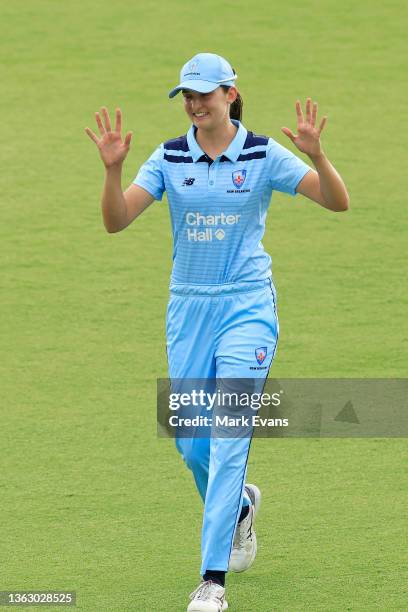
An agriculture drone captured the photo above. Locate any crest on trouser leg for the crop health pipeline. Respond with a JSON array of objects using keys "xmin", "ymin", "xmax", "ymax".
[{"xmin": 255, "ymin": 347, "xmax": 267, "ymax": 365}]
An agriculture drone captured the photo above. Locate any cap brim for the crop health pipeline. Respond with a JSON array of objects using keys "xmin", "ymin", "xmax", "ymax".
[{"xmin": 168, "ymin": 80, "xmax": 220, "ymax": 99}]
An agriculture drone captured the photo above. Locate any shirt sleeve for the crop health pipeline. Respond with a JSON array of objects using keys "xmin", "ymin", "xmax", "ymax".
[
  {"xmin": 266, "ymin": 138, "xmax": 312, "ymax": 196},
  {"xmin": 133, "ymin": 143, "xmax": 165, "ymax": 201}
]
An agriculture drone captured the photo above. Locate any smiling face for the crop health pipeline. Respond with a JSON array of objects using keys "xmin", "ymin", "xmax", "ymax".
[{"xmin": 182, "ymin": 86, "xmax": 238, "ymax": 132}]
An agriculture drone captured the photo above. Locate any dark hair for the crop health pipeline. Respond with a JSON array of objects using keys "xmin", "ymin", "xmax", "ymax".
[{"xmin": 221, "ymin": 68, "xmax": 243, "ymax": 121}]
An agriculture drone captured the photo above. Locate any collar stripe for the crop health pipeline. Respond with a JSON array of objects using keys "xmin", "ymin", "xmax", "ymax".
[
  {"xmin": 163, "ymin": 123, "xmax": 269, "ymax": 164},
  {"xmin": 164, "ymin": 153, "xmax": 194, "ymax": 163},
  {"xmin": 237, "ymin": 150, "xmax": 266, "ymax": 162},
  {"xmin": 164, "ymin": 136, "xmax": 189, "ymax": 151},
  {"xmin": 243, "ymin": 132, "xmax": 269, "ymax": 148}
]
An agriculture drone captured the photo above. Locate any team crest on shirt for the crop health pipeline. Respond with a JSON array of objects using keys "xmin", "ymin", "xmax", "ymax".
[
  {"xmin": 232, "ymin": 169, "xmax": 247, "ymax": 188},
  {"xmin": 255, "ymin": 347, "xmax": 267, "ymax": 365}
]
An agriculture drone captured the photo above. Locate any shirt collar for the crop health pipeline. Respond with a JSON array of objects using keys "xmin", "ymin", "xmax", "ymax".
[{"xmin": 186, "ymin": 119, "xmax": 247, "ymax": 163}]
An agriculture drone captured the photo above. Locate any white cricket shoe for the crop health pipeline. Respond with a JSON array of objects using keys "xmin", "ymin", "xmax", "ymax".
[
  {"xmin": 228, "ymin": 483, "xmax": 261, "ymax": 573},
  {"xmin": 187, "ymin": 580, "xmax": 228, "ymax": 611}
]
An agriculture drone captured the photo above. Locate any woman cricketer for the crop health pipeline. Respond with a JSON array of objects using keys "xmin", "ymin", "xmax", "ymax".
[{"xmin": 85, "ymin": 52, "xmax": 349, "ymax": 611}]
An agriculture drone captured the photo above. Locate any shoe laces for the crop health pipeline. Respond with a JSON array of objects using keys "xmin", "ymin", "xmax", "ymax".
[{"xmin": 189, "ymin": 580, "xmax": 222, "ymax": 601}]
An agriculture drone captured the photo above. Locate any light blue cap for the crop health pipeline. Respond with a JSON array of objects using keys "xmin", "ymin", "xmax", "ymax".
[{"xmin": 168, "ymin": 52, "xmax": 237, "ymax": 99}]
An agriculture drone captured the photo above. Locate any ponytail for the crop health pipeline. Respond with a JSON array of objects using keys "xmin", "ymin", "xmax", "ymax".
[
  {"xmin": 230, "ymin": 90, "xmax": 243, "ymax": 121},
  {"xmin": 221, "ymin": 68, "xmax": 243, "ymax": 121}
]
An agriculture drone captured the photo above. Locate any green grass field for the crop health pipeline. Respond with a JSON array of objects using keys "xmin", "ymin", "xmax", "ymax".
[{"xmin": 1, "ymin": 0, "xmax": 407, "ymax": 610}]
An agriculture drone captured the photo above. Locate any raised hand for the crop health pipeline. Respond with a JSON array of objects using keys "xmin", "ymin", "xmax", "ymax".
[
  {"xmin": 281, "ymin": 98, "xmax": 327, "ymax": 158},
  {"xmin": 85, "ymin": 107, "xmax": 132, "ymax": 168}
]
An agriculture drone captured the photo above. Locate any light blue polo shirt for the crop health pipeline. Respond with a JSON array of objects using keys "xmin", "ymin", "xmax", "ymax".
[{"xmin": 133, "ymin": 119, "xmax": 311, "ymax": 285}]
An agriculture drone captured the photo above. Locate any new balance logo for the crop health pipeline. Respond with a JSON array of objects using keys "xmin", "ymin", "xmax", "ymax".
[{"xmin": 182, "ymin": 177, "xmax": 195, "ymax": 186}]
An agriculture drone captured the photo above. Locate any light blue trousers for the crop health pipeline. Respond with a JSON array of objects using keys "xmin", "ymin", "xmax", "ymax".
[{"xmin": 166, "ymin": 279, "xmax": 279, "ymax": 575}]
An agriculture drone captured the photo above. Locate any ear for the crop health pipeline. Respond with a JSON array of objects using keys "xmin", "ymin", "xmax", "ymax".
[{"xmin": 227, "ymin": 86, "xmax": 238, "ymax": 104}]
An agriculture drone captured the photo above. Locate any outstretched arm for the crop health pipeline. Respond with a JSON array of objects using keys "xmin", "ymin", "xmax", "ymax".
[
  {"xmin": 85, "ymin": 107, "xmax": 154, "ymax": 233},
  {"xmin": 282, "ymin": 98, "xmax": 349, "ymax": 212}
]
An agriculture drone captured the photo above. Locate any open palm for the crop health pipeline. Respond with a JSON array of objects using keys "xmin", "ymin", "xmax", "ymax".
[
  {"xmin": 281, "ymin": 98, "xmax": 327, "ymax": 157},
  {"xmin": 85, "ymin": 107, "xmax": 132, "ymax": 168}
]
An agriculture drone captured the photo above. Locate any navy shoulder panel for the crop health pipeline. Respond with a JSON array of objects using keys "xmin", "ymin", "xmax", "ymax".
[
  {"xmin": 164, "ymin": 135, "xmax": 189, "ymax": 152},
  {"xmin": 243, "ymin": 131, "xmax": 269, "ymax": 149}
]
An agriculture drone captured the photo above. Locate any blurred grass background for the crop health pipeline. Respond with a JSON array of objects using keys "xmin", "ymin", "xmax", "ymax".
[{"xmin": 1, "ymin": 0, "xmax": 407, "ymax": 610}]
